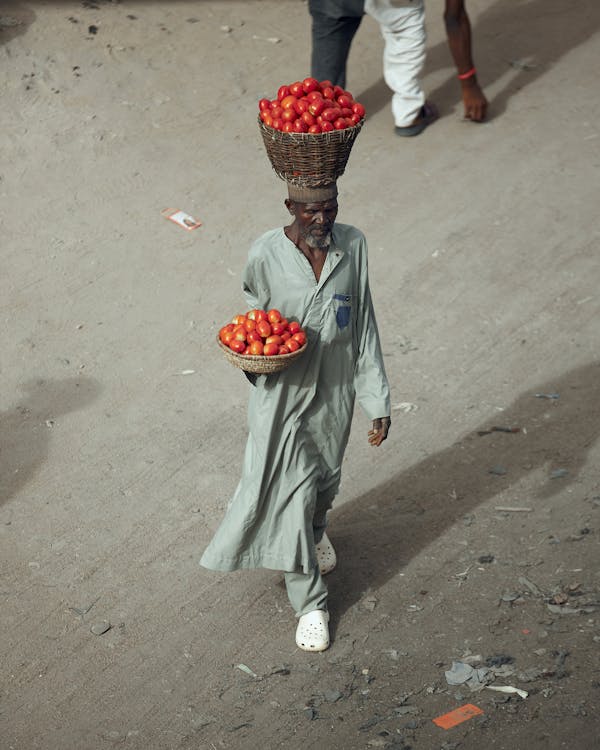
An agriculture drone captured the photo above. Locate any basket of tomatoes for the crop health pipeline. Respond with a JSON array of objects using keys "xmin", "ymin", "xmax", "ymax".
[
  {"xmin": 218, "ymin": 308, "xmax": 308, "ymax": 375},
  {"xmin": 258, "ymin": 77, "xmax": 366, "ymax": 188}
]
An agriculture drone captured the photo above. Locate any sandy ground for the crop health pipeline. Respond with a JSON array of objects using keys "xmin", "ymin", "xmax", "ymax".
[{"xmin": 1, "ymin": 1, "xmax": 600, "ymax": 749}]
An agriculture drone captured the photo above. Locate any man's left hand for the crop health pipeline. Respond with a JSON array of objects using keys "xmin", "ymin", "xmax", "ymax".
[
  {"xmin": 461, "ymin": 81, "xmax": 488, "ymax": 121},
  {"xmin": 368, "ymin": 416, "xmax": 391, "ymax": 447}
]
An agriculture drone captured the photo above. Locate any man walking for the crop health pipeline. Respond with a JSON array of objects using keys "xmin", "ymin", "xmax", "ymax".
[{"xmin": 201, "ymin": 183, "xmax": 391, "ymax": 651}]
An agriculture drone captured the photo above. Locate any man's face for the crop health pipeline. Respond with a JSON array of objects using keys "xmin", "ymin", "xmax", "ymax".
[{"xmin": 289, "ymin": 198, "xmax": 338, "ymax": 249}]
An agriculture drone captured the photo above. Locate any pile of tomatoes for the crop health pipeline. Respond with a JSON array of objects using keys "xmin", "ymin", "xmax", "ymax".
[
  {"xmin": 219, "ymin": 309, "xmax": 307, "ymax": 356},
  {"xmin": 258, "ymin": 77, "xmax": 366, "ymax": 134}
]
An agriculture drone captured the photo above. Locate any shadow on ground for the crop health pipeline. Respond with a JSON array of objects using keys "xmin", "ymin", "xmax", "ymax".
[
  {"xmin": 358, "ymin": 0, "xmax": 600, "ymax": 121},
  {"xmin": 328, "ymin": 360, "xmax": 600, "ymax": 623},
  {"xmin": 0, "ymin": 2, "xmax": 35, "ymax": 44},
  {"xmin": 0, "ymin": 377, "xmax": 102, "ymax": 505}
]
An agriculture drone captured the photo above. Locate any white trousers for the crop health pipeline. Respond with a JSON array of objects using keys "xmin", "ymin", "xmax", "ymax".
[{"xmin": 365, "ymin": 0, "xmax": 426, "ymax": 126}]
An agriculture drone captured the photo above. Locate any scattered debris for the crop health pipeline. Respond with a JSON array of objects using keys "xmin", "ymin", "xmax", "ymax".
[
  {"xmin": 486, "ymin": 685, "xmax": 528, "ymax": 699},
  {"xmin": 485, "ymin": 654, "xmax": 514, "ymax": 668},
  {"xmin": 235, "ymin": 663, "xmax": 258, "ymax": 679},
  {"xmin": 69, "ymin": 596, "xmax": 100, "ymax": 617},
  {"xmin": 478, "ymin": 555, "xmax": 495, "ymax": 564},
  {"xmin": 161, "ymin": 208, "xmax": 202, "ymax": 231},
  {"xmin": 509, "ymin": 58, "xmax": 539, "ymax": 71},
  {"xmin": 489, "ymin": 466, "xmax": 507, "ymax": 476},
  {"xmin": 494, "ymin": 506, "xmax": 532, "ymax": 513},
  {"xmin": 445, "ymin": 661, "xmax": 493, "ymax": 690},
  {"xmin": 177, "ymin": 369, "xmax": 196, "ymax": 376},
  {"xmin": 478, "ymin": 426, "xmax": 520, "ymax": 436},
  {"xmin": 535, "ymin": 392, "xmax": 559, "ymax": 399},
  {"xmin": 90, "ymin": 620, "xmax": 111, "ymax": 635},
  {"xmin": 433, "ymin": 703, "xmax": 484, "ymax": 729},
  {"xmin": 393, "ymin": 402, "xmax": 418, "ymax": 413},
  {"xmin": 88, "ymin": 24, "xmax": 98, "ymax": 35},
  {"xmin": 549, "ymin": 469, "xmax": 569, "ymax": 479},
  {"xmin": 252, "ymin": 34, "xmax": 281, "ymax": 44}
]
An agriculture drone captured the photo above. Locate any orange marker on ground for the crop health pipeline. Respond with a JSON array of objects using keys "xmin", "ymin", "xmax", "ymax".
[{"xmin": 433, "ymin": 703, "xmax": 484, "ymax": 730}]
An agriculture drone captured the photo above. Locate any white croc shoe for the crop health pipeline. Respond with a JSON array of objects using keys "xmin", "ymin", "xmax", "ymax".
[
  {"xmin": 296, "ymin": 609, "xmax": 330, "ymax": 652},
  {"xmin": 316, "ymin": 532, "xmax": 337, "ymax": 575}
]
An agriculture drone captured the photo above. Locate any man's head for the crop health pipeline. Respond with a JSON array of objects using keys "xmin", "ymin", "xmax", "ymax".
[{"xmin": 285, "ymin": 183, "xmax": 338, "ymax": 250}]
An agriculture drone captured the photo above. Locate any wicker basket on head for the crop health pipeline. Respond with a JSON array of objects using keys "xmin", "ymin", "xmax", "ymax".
[
  {"xmin": 258, "ymin": 118, "xmax": 363, "ymax": 188},
  {"xmin": 217, "ymin": 336, "xmax": 308, "ymax": 375}
]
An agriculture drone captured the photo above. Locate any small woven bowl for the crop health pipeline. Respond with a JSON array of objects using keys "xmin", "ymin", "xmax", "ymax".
[{"xmin": 217, "ymin": 336, "xmax": 308, "ymax": 374}]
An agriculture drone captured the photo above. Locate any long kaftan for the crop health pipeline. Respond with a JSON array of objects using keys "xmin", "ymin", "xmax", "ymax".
[{"xmin": 200, "ymin": 223, "xmax": 390, "ymax": 574}]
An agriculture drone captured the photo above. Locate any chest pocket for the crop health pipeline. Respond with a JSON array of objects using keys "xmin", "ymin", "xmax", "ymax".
[{"xmin": 331, "ymin": 293, "xmax": 354, "ymax": 334}]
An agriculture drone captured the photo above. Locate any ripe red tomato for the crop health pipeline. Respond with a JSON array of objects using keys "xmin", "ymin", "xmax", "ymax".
[
  {"xmin": 255, "ymin": 310, "xmax": 268, "ymax": 322},
  {"xmin": 308, "ymin": 99, "xmax": 325, "ymax": 117},
  {"xmin": 262, "ymin": 113, "xmax": 273, "ymax": 127},
  {"xmin": 350, "ymin": 113, "xmax": 362, "ymax": 125},
  {"xmin": 302, "ymin": 77, "xmax": 319, "ymax": 93},
  {"xmin": 341, "ymin": 107, "xmax": 353, "ymax": 117},
  {"xmin": 271, "ymin": 321, "xmax": 286, "ymax": 335},
  {"xmin": 306, "ymin": 91, "xmax": 323, "ymax": 103},
  {"xmin": 293, "ymin": 118, "xmax": 308, "ymax": 133},
  {"xmin": 248, "ymin": 341, "xmax": 264, "ymax": 356},
  {"xmin": 278, "ymin": 345, "xmax": 290, "ymax": 355},
  {"xmin": 286, "ymin": 338, "xmax": 300, "ymax": 352},
  {"xmin": 271, "ymin": 118, "xmax": 283, "ymax": 130},
  {"xmin": 320, "ymin": 121, "xmax": 334, "ymax": 132},
  {"xmin": 280, "ymin": 318, "xmax": 289, "ymax": 327},
  {"xmin": 265, "ymin": 334, "xmax": 283, "ymax": 346},
  {"xmin": 229, "ymin": 339, "xmax": 246, "ymax": 354},
  {"xmin": 333, "ymin": 85, "xmax": 345, "ymax": 98},
  {"xmin": 281, "ymin": 331, "xmax": 291, "ymax": 342},
  {"xmin": 289, "ymin": 81, "xmax": 304, "ymax": 97},
  {"xmin": 232, "ymin": 325, "xmax": 247, "ymax": 342},
  {"xmin": 322, "ymin": 86, "xmax": 335, "ymax": 100},
  {"xmin": 280, "ymin": 95, "xmax": 297, "ymax": 110},
  {"xmin": 270, "ymin": 105, "xmax": 283, "ymax": 119},
  {"xmin": 302, "ymin": 111, "xmax": 316, "ymax": 127},
  {"xmin": 292, "ymin": 331, "xmax": 306, "ymax": 346},
  {"xmin": 267, "ymin": 309, "xmax": 281, "ymax": 323},
  {"xmin": 282, "ymin": 122, "xmax": 294, "ymax": 133},
  {"xmin": 232, "ymin": 314, "xmax": 246, "ymax": 326},
  {"xmin": 277, "ymin": 85, "xmax": 290, "ymax": 101},
  {"xmin": 257, "ymin": 320, "xmax": 272, "ymax": 338},
  {"xmin": 246, "ymin": 329, "xmax": 262, "ymax": 343},
  {"xmin": 220, "ymin": 323, "xmax": 234, "ymax": 341},
  {"xmin": 263, "ymin": 342, "xmax": 279, "ymax": 356},
  {"xmin": 222, "ymin": 330, "xmax": 235, "ymax": 345},
  {"xmin": 319, "ymin": 79, "xmax": 333, "ymax": 89},
  {"xmin": 259, "ymin": 98, "xmax": 271, "ymax": 112},
  {"xmin": 322, "ymin": 108, "xmax": 341, "ymax": 122},
  {"xmin": 308, "ymin": 124, "xmax": 322, "ymax": 134},
  {"xmin": 352, "ymin": 102, "xmax": 366, "ymax": 118},
  {"xmin": 282, "ymin": 108, "xmax": 296, "ymax": 122},
  {"xmin": 337, "ymin": 94, "xmax": 353, "ymax": 108},
  {"xmin": 288, "ymin": 321, "xmax": 301, "ymax": 334},
  {"xmin": 294, "ymin": 98, "xmax": 310, "ymax": 115},
  {"xmin": 333, "ymin": 118, "xmax": 347, "ymax": 130}
]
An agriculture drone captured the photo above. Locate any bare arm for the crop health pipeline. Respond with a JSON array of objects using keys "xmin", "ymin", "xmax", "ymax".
[{"xmin": 444, "ymin": 0, "xmax": 488, "ymax": 121}]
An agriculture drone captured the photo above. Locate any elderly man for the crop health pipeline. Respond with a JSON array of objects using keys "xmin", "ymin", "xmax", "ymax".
[
  {"xmin": 309, "ymin": 0, "xmax": 488, "ymax": 135},
  {"xmin": 201, "ymin": 183, "xmax": 391, "ymax": 651}
]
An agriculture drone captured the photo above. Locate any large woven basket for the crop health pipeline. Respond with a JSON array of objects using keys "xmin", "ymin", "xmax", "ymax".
[
  {"xmin": 217, "ymin": 336, "xmax": 308, "ymax": 375},
  {"xmin": 258, "ymin": 118, "xmax": 363, "ymax": 187}
]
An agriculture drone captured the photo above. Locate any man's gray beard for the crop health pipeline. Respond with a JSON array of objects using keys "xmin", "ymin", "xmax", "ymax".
[{"xmin": 305, "ymin": 232, "xmax": 332, "ymax": 249}]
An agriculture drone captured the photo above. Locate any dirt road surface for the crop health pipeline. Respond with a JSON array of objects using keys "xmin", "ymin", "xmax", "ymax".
[{"xmin": 2, "ymin": 1, "xmax": 599, "ymax": 749}]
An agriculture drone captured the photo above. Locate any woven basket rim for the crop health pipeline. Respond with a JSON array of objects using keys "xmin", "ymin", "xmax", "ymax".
[
  {"xmin": 217, "ymin": 336, "xmax": 308, "ymax": 373},
  {"xmin": 258, "ymin": 117, "xmax": 363, "ymax": 142}
]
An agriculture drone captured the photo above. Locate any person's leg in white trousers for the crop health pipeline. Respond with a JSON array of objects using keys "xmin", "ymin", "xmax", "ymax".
[{"xmin": 365, "ymin": 0, "xmax": 427, "ymax": 127}]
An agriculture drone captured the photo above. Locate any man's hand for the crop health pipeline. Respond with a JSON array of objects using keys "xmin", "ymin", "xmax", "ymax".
[
  {"xmin": 368, "ymin": 416, "xmax": 391, "ymax": 447},
  {"xmin": 461, "ymin": 79, "xmax": 488, "ymax": 121}
]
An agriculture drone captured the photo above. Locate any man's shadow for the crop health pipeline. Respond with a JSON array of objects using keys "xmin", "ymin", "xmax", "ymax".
[
  {"xmin": 328, "ymin": 360, "xmax": 600, "ymax": 622},
  {"xmin": 0, "ymin": 377, "xmax": 102, "ymax": 506},
  {"xmin": 0, "ymin": 2, "xmax": 35, "ymax": 45},
  {"xmin": 358, "ymin": 0, "xmax": 600, "ymax": 120}
]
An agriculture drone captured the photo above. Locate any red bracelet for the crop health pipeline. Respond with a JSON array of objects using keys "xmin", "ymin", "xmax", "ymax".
[{"xmin": 458, "ymin": 67, "xmax": 476, "ymax": 80}]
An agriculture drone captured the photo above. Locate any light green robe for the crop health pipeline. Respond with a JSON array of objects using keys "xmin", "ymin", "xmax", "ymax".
[{"xmin": 200, "ymin": 223, "xmax": 390, "ymax": 574}]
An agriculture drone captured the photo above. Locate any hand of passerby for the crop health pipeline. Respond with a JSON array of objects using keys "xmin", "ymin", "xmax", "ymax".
[
  {"xmin": 368, "ymin": 416, "xmax": 391, "ymax": 447},
  {"xmin": 461, "ymin": 80, "xmax": 488, "ymax": 121}
]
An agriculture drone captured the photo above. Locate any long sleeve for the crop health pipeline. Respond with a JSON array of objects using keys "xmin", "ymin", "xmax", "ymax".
[{"xmin": 353, "ymin": 242, "xmax": 391, "ymax": 420}]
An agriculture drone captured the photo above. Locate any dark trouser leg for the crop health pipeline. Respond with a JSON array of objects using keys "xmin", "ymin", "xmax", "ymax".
[{"xmin": 309, "ymin": 5, "xmax": 362, "ymax": 88}]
